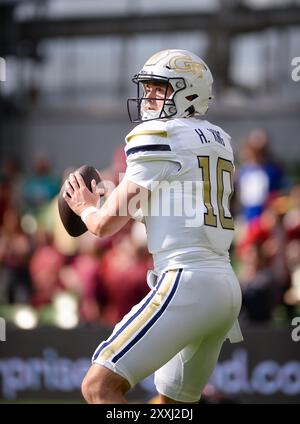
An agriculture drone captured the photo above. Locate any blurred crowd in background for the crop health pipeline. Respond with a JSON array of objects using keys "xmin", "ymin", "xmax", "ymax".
[{"xmin": 0, "ymin": 127, "xmax": 300, "ymax": 330}]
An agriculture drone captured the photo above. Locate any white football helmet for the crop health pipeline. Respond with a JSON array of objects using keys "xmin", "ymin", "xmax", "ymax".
[{"xmin": 127, "ymin": 49, "xmax": 213, "ymax": 122}]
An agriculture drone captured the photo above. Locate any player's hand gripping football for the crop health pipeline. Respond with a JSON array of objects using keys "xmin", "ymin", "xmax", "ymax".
[{"xmin": 63, "ymin": 171, "xmax": 104, "ymax": 216}]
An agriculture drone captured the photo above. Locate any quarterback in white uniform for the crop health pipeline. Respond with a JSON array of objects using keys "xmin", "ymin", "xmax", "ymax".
[{"xmin": 63, "ymin": 49, "xmax": 243, "ymax": 404}]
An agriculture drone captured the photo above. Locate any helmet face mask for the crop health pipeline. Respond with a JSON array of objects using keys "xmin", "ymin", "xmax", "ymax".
[
  {"xmin": 127, "ymin": 49, "xmax": 213, "ymax": 123},
  {"xmin": 127, "ymin": 74, "xmax": 186, "ymax": 123}
]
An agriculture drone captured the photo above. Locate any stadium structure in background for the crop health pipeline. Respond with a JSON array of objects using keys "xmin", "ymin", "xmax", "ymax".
[{"xmin": 0, "ymin": 0, "xmax": 300, "ymax": 170}]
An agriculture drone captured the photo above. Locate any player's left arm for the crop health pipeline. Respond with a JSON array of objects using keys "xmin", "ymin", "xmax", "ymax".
[{"xmin": 63, "ymin": 171, "xmax": 149, "ymax": 238}]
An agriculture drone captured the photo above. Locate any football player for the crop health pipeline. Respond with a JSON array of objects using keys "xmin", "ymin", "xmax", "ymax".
[{"xmin": 63, "ymin": 49, "xmax": 243, "ymax": 404}]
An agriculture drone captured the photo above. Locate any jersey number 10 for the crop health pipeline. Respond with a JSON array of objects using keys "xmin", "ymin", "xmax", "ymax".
[{"xmin": 198, "ymin": 156, "xmax": 234, "ymax": 230}]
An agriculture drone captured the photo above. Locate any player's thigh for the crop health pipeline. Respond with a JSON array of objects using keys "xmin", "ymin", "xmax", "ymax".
[
  {"xmin": 92, "ymin": 268, "xmax": 240, "ymax": 389},
  {"xmin": 92, "ymin": 269, "xmax": 201, "ymax": 387},
  {"xmin": 155, "ymin": 333, "xmax": 225, "ymax": 403}
]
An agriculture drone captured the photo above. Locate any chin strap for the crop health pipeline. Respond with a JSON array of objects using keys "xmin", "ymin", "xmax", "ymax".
[
  {"xmin": 185, "ymin": 105, "xmax": 195, "ymax": 116},
  {"xmin": 141, "ymin": 109, "xmax": 161, "ymax": 120}
]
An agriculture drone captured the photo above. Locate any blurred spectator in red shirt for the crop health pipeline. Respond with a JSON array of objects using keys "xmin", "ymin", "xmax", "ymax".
[
  {"xmin": 0, "ymin": 176, "xmax": 11, "ymax": 226},
  {"xmin": 98, "ymin": 222, "xmax": 152, "ymax": 325},
  {"xmin": 283, "ymin": 185, "xmax": 300, "ymax": 241},
  {"xmin": 238, "ymin": 198, "xmax": 291, "ymax": 322},
  {"xmin": 0, "ymin": 207, "xmax": 32, "ymax": 303},
  {"xmin": 29, "ymin": 236, "xmax": 65, "ymax": 307},
  {"xmin": 59, "ymin": 233, "xmax": 112, "ymax": 323}
]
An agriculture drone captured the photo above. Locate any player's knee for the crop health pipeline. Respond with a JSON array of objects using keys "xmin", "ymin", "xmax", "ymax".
[
  {"xmin": 81, "ymin": 373, "xmax": 106, "ymax": 404},
  {"xmin": 81, "ymin": 377, "xmax": 91, "ymax": 403},
  {"xmin": 81, "ymin": 375, "xmax": 95, "ymax": 403},
  {"xmin": 81, "ymin": 364, "xmax": 130, "ymax": 404}
]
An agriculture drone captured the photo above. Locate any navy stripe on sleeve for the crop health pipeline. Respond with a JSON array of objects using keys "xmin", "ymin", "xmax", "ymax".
[{"xmin": 126, "ymin": 144, "xmax": 171, "ymax": 157}]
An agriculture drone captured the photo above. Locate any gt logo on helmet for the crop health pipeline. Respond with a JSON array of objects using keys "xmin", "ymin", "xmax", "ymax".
[{"xmin": 168, "ymin": 54, "xmax": 206, "ymax": 78}]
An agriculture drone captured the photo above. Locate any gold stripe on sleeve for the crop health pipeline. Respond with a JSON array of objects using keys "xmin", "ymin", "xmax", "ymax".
[{"xmin": 126, "ymin": 130, "xmax": 168, "ymax": 143}]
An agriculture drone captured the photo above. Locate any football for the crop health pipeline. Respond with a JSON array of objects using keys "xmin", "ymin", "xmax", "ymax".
[{"xmin": 58, "ymin": 165, "xmax": 101, "ymax": 237}]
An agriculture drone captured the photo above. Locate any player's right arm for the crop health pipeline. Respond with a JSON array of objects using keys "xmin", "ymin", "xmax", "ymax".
[
  {"xmin": 70, "ymin": 122, "xmax": 180, "ymax": 238},
  {"xmin": 85, "ymin": 177, "xmax": 149, "ymax": 237}
]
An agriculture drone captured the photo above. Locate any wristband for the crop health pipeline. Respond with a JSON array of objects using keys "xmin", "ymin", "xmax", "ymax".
[{"xmin": 80, "ymin": 206, "xmax": 99, "ymax": 225}]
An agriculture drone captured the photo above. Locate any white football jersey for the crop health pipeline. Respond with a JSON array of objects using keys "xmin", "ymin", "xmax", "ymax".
[{"xmin": 124, "ymin": 117, "xmax": 235, "ymax": 272}]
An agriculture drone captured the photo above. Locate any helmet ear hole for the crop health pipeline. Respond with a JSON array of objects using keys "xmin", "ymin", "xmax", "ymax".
[{"xmin": 186, "ymin": 94, "xmax": 198, "ymax": 102}]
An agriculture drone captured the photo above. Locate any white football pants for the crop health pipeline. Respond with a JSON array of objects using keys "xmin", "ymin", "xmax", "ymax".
[{"xmin": 92, "ymin": 267, "xmax": 242, "ymax": 402}]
